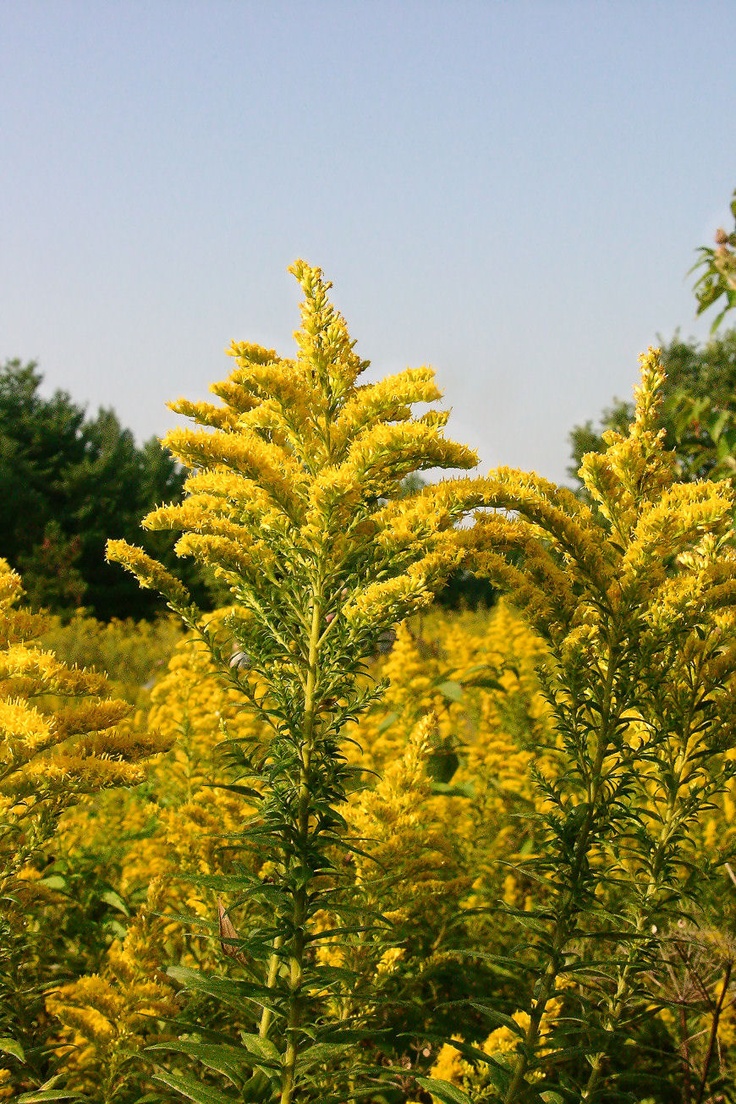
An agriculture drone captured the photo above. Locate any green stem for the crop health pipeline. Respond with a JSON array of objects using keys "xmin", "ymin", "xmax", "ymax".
[
  {"xmin": 583, "ymin": 672, "xmax": 703, "ymax": 1101},
  {"xmin": 259, "ymin": 935, "xmax": 284, "ymax": 1039},
  {"xmin": 279, "ymin": 587, "xmax": 323, "ymax": 1104},
  {"xmin": 504, "ymin": 633, "xmax": 621, "ymax": 1104},
  {"xmin": 695, "ymin": 961, "xmax": 732, "ymax": 1104}
]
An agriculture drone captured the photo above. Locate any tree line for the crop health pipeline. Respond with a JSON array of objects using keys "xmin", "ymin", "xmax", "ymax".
[{"xmin": 0, "ymin": 359, "xmax": 209, "ymax": 620}]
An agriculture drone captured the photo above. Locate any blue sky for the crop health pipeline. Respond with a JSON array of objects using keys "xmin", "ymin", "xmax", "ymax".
[{"xmin": 2, "ymin": 1, "xmax": 735, "ymax": 481}]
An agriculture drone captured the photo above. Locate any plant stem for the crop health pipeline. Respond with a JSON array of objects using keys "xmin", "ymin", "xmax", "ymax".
[
  {"xmin": 680, "ymin": 1003, "xmax": 693, "ymax": 1104},
  {"xmin": 279, "ymin": 587, "xmax": 322, "ymax": 1104},
  {"xmin": 259, "ymin": 935, "xmax": 284, "ymax": 1039},
  {"xmin": 505, "ymin": 639, "xmax": 621, "ymax": 1103},
  {"xmin": 583, "ymin": 670, "xmax": 704, "ymax": 1102},
  {"xmin": 695, "ymin": 962, "xmax": 732, "ymax": 1104}
]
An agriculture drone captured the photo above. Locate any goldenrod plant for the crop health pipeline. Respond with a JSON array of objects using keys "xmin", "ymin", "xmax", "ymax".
[
  {"xmin": 47, "ymin": 878, "xmax": 178, "ymax": 1103},
  {"xmin": 0, "ymin": 559, "xmax": 171, "ymax": 1097},
  {"xmin": 41, "ymin": 610, "xmax": 183, "ymax": 709},
  {"xmin": 45, "ymin": 636, "xmax": 264, "ymax": 1103},
  {"xmin": 45, "ymin": 600, "xmax": 548, "ymax": 1101},
  {"xmin": 326, "ymin": 716, "xmax": 472, "ymax": 1059},
  {"xmin": 455, "ymin": 349, "xmax": 736, "ymax": 1101},
  {"xmin": 107, "ymin": 261, "xmax": 478, "ymax": 1103},
  {"xmin": 12, "ymin": 280, "xmax": 736, "ymax": 1102}
]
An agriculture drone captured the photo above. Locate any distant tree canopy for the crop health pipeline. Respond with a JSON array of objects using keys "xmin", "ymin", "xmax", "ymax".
[
  {"xmin": 0, "ymin": 359, "xmax": 210, "ymax": 619},
  {"xmin": 568, "ymin": 329, "xmax": 736, "ymax": 487}
]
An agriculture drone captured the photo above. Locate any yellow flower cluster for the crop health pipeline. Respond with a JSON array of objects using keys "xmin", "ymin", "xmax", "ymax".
[
  {"xmin": 47, "ymin": 879, "xmax": 178, "ymax": 1100},
  {"xmin": 107, "ymin": 261, "xmax": 478, "ymax": 661},
  {"xmin": 428, "ymin": 994, "xmax": 565, "ymax": 1098},
  {"xmin": 0, "ymin": 560, "xmax": 170, "ymax": 879},
  {"xmin": 0, "ymin": 559, "xmax": 172, "ymax": 1097}
]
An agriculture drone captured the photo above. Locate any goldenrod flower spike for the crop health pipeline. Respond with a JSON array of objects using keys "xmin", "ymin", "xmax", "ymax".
[
  {"xmin": 103, "ymin": 261, "xmax": 478, "ymax": 1104},
  {"xmin": 454, "ymin": 347, "xmax": 736, "ymax": 1102},
  {"xmin": 0, "ymin": 559, "xmax": 171, "ymax": 1097}
]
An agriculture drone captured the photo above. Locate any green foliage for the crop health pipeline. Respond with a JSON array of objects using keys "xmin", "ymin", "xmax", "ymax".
[
  {"xmin": 568, "ymin": 329, "xmax": 736, "ymax": 484},
  {"xmin": 692, "ymin": 187, "xmax": 736, "ymax": 332},
  {"xmin": 0, "ymin": 359, "xmax": 210, "ymax": 620},
  {"xmin": 107, "ymin": 261, "xmax": 478, "ymax": 1103},
  {"xmin": 462, "ymin": 349, "xmax": 736, "ymax": 1100}
]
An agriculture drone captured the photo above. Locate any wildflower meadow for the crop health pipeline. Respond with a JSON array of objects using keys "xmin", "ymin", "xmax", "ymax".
[{"xmin": 4, "ymin": 231, "xmax": 736, "ymax": 1104}]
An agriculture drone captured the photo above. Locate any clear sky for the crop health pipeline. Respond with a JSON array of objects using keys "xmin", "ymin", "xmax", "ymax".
[{"xmin": 2, "ymin": 1, "xmax": 735, "ymax": 482}]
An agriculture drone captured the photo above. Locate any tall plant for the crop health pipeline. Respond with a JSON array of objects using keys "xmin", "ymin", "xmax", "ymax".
[
  {"xmin": 107, "ymin": 261, "xmax": 478, "ymax": 1103},
  {"xmin": 0, "ymin": 559, "xmax": 170, "ymax": 1096},
  {"xmin": 456, "ymin": 349, "xmax": 736, "ymax": 1101}
]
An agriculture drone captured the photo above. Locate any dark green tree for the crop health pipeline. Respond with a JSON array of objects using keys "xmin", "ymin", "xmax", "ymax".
[{"xmin": 0, "ymin": 358, "xmax": 209, "ymax": 619}]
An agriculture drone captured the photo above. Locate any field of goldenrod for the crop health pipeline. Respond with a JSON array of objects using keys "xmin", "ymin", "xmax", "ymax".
[{"xmin": 4, "ymin": 264, "xmax": 736, "ymax": 1104}]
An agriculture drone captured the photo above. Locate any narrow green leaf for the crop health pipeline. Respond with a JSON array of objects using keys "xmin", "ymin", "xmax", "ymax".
[
  {"xmin": 431, "ymin": 781, "xmax": 474, "ymax": 798},
  {"xmin": 465, "ymin": 1003, "xmax": 525, "ymax": 1034},
  {"xmin": 0, "ymin": 1036, "xmax": 25, "ymax": 1061},
  {"xmin": 16, "ymin": 1094, "xmax": 83, "ymax": 1103},
  {"xmin": 153, "ymin": 1069, "xmax": 238, "ymax": 1104},
  {"xmin": 149, "ymin": 1039, "xmax": 278, "ymax": 1081},
  {"xmin": 101, "ymin": 889, "xmax": 130, "ymax": 915},
  {"xmin": 295, "ymin": 1041, "xmax": 350, "ymax": 1073},
  {"xmin": 437, "ymin": 680, "xmax": 464, "ymax": 702},
  {"xmin": 166, "ymin": 966, "xmax": 272, "ymax": 1011},
  {"xmin": 211, "ymin": 783, "xmax": 262, "ymax": 799},
  {"xmin": 415, "ymin": 1077, "xmax": 472, "ymax": 1104},
  {"xmin": 468, "ymin": 677, "xmax": 505, "ymax": 690},
  {"xmin": 376, "ymin": 711, "xmax": 399, "ymax": 734}
]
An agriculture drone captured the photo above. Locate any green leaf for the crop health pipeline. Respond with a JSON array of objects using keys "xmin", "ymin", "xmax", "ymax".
[
  {"xmin": 465, "ymin": 1003, "xmax": 525, "ymax": 1034},
  {"xmin": 295, "ymin": 1041, "xmax": 350, "ymax": 1073},
  {"xmin": 38, "ymin": 875, "xmax": 67, "ymax": 892},
  {"xmin": 166, "ymin": 966, "xmax": 272, "ymax": 1012},
  {"xmin": 431, "ymin": 781, "xmax": 474, "ymax": 798},
  {"xmin": 211, "ymin": 783, "xmax": 262, "ymax": 799},
  {"xmin": 415, "ymin": 1078, "xmax": 472, "ymax": 1104},
  {"xmin": 149, "ymin": 1040, "xmax": 278, "ymax": 1083},
  {"xmin": 376, "ymin": 711, "xmax": 399, "ymax": 734},
  {"xmin": 16, "ymin": 1094, "xmax": 83, "ymax": 1103},
  {"xmin": 153, "ymin": 1069, "xmax": 238, "ymax": 1104},
  {"xmin": 465, "ymin": 675, "xmax": 505, "ymax": 691},
  {"xmin": 0, "ymin": 1036, "xmax": 25, "ymax": 1061},
  {"xmin": 101, "ymin": 889, "xmax": 130, "ymax": 915},
  {"xmin": 239, "ymin": 1033, "xmax": 279, "ymax": 1062},
  {"xmin": 437, "ymin": 680, "xmax": 464, "ymax": 703}
]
